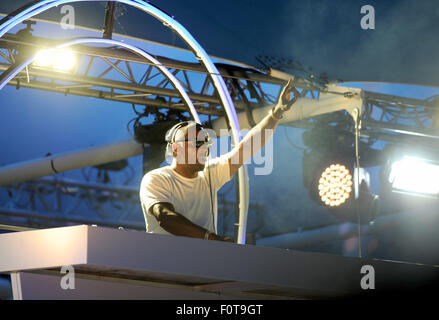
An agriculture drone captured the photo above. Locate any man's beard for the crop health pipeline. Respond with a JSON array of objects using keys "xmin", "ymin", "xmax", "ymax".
[{"xmin": 193, "ymin": 162, "xmax": 206, "ymax": 172}]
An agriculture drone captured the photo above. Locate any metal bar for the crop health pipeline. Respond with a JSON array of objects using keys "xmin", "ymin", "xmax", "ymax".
[
  {"xmin": 0, "ymin": 49, "xmax": 12, "ymax": 63},
  {"xmin": 113, "ymin": 93, "xmax": 151, "ymax": 98},
  {"xmin": 365, "ymin": 91, "xmax": 437, "ymax": 110},
  {"xmin": 157, "ymin": 68, "xmax": 178, "ymax": 88},
  {"xmin": 55, "ymin": 182, "xmax": 61, "ymax": 212},
  {"xmin": 0, "ymin": 207, "xmax": 144, "ymax": 230},
  {"xmin": 363, "ymin": 119, "xmax": 439, "ymax": 139},
  {"xmin": 200, "ymin": 77, "xmax": 210, "ymax": 95},
  {"xmin": 0, "ymin": 63, "xmax": 221, "ymax": 104},
  {"xmin": 0, "ymin": 223, "xmax": 35, "ymax": 232},
  {"xmin": 4, "ymin": 79, "xmax": 223, "ymax": 115},
  {"xmin": 182, "ymin": 70, "xmax": 192, "ymax": 92},
  {"xmin": 102, "ymin": 1, "xmax": 117, "ymax": 40},
  {"xmin": 1, "ymin": 35, "xmax": 296, "ymax": 87},
  {"xmin": 141, "ymin": 64, "xmax": 153, "ymax": 85},
  {"xmin": 53, "ymin": 84, "xmax": 92, "ymax": 89},
  {"xmin": 97, "ymin": 59, "xmax": 121, "ymax": 79},
  {"xmin": 7, "ymin": 48, "xmax": 14, "ymax": 63},
  {"xmin": 32, "ymin": 184, "xmax": 53, "ymax": 213},
  {"xmin": 125, "ymin": 61, "xmax": 135, "ymax": 82},
  {"xmin": 102, "ymin": 57, "xmax": 133, "ymax": 82},
  {"xmin": 83, "ymin": 55, "xmax": 95, "ymax": 77},
  {"xmin": 33, "ymin": 177, "xmax": 138, "ymax": 193}
]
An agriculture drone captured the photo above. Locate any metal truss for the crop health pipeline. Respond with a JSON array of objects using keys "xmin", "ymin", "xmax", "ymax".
[
  {"xmin": 361, "ymin": 91, "xmax": 439, "ymax": 146},
  {"xmin": 2, "ymin": 31, "xmax": 436, "ymax": 138},
  {"xmin": 0, "ymin": 175, "xmax": 145, "ymax": 231},
  {"xmin": 0, "ymin": 31, "xmax": 292, "ymax": 118},
  {"xmin": 0, "ymin": 174, "xmax": 268, "ymax": 235}
]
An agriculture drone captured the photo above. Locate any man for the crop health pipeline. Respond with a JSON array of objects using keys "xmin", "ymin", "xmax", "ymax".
[{"xmin": 140, "ymin": 79, "xmax": 299, "ymax": 242}]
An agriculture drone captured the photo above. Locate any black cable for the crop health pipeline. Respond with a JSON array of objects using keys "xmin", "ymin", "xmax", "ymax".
[
  {"xmin": 354, "ymin": 113, "xmax": 362, "ymax": 258},
  {"xmin": 132, "ymin": 103, "xmax": 144, "ymax": 115},
  {"xmin": 126, "ymin": 117, "xmax": 137, "ymax": 140},
  {"xmin": 207, "ymin": 156, "xmax": 216, "ymax": 234}
]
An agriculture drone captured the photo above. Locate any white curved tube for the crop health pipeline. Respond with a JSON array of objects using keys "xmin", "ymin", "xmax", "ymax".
[
  {"xmin": 0, "ymin": 0, "xmax": 250, "ymax": 244},
  {"xmin": 0, "ymin": 37, "xmax": 200, "ymax": 123}
]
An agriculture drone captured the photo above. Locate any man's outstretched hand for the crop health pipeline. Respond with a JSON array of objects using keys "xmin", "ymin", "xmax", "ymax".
[{"xmin": 272, "ymin": 78, "xmax": 300, "ymax": 118}]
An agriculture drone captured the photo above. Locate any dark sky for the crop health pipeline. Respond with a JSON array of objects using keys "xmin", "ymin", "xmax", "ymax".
[{"xmin": 1, "ymin": 0, "xmax": 439, "ymax": 86}]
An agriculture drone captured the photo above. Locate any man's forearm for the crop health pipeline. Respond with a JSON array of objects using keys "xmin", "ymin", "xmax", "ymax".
[
  {"xmin": 158, "ymin": 209, "xmax": 230, "ymax": 241},
  {"xmin": 244, "ymin": 112, "xmax": 280, "ymax": 153},
  {"xmin": 229, "ymin": 110, "xmax": 281, "ymax": 168}
]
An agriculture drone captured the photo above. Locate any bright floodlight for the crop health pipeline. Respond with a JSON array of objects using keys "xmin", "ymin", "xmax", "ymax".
[
  {"xmin": 34, "ymin": 49, "xmax": 76, "ymax": 71},
  {"xmin": 389, "ymin": 156, "xmax": 439, "ymax": 196},
  {"xmin": 53, "ymin": 49, "xmax": 76, "ymax": 71},
  {"xmin": 34, "ymin": 49, "xmax": 53, "ymax": 68},
  {"xmin": 318, "ymin": 163, "xmax": 353, "ymax": 207}
]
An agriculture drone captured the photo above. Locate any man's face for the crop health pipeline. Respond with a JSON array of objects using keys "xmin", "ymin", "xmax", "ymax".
[{"xmin": 173, "ymin": 126, "xmax": 212, "ymax": 171}]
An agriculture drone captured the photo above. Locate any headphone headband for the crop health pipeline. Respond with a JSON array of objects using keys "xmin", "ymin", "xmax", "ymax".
[{"xmin": 166, "ymin": 121, "xmax": 206, "ymax": 143}]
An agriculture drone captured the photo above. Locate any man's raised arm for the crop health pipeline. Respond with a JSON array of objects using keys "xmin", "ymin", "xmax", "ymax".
[{"xmin": 227, "ymin": 79, "xmax": 300, "ymax": 177}]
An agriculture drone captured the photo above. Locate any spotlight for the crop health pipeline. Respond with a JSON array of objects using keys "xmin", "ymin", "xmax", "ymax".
[
  {"xmin": 389, "ymin": 156, "xmax": 439, "ymax": 196},
  {"xmin": 318, "ymin": 163, "xmax": 353, "ymax": 207},
  {"xmin": 303, "ymin": 150, "xmax": 379, "ymax": 224},
  {"xmin": 382, "ymin": 153, "xmax": 439, "ymax": 199},
  {"xmin": 33, "ymin": 49, "xmax": 77, "ymax": 72},
  {"xmin": 33, "ymin": 49, "xmax": 53, "ymax": 68},
  {"xmin": 299, "ymin": 118, "xmax": 383, "ymax": 223},
  {"xmin": 53, "ymin": 49, "xmax": 76, "ymax": 71}
]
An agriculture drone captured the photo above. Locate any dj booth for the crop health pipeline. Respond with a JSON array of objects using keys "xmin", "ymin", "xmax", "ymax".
[{"xmin": 0, "ymin": 225, "xmax": 437, "ymax": 299}]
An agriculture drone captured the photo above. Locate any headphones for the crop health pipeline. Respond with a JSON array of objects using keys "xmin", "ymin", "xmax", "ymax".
[
  {"xmin": 165, "ymin": 121, "xmax": 211, "ymax": 158},
  {"xmin": 164, "ymin": 121, "xmax": 216, "ymax": 233}
]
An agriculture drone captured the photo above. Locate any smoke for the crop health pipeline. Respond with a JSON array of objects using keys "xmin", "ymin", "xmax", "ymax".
[{"xmin": 272, "ymin": 0, "xmax": 439, "ymax": 86}]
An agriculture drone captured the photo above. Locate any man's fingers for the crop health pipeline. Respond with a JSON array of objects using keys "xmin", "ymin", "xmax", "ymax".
[
  {"xmin": 285, "ymin": 88, "xmax": 300, "ymax": 108},
  {"xmin": 281, "ymin": 79, "xmax": 293, "ymax": 104},
  {"xmin": 280, "ymin": 79, "xmax": 292, "ymax": 94}
]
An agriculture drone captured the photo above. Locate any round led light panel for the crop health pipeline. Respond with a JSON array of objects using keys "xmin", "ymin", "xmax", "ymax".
[{"xmin": 318, "ymin": 164, "xmax": 353, "ymax": 206}]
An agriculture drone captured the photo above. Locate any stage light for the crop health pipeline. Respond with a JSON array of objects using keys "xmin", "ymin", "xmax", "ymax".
[
  {"xmin": 33, "ymin": 49, "xmax": 53, "ymax": 68},
  {"xmin": 33, "ymin": 48, "xmax": 77, "ymax": 72},
  {"xmin": 302, "ymin": 150, "xmax": 379, "ymax": 224},
  {"xmin": 53, "ymin": 49, "xmax": 76, "ymax": 71},
  {"xmin": 388, "ymin": 156, "xmax": 439, "ymax": 197},
  {"xmin": 318, "ymin": 163, "xmax": 353, "ymax": 207}
]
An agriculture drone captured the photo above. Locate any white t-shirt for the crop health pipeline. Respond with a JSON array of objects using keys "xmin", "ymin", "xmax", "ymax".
[{"xmin": 139, "ymin": 154, "xmax": 232, "ymax": 235}]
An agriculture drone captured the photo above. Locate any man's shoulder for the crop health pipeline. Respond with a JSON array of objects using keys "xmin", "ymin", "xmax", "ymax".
[
  {"xmin": 141, "ymin": 166, "xmax": 174, "ymax": 184},
  {"xmin": 205, "ymin": 153, "xmax": 230, "ymax": 168}
]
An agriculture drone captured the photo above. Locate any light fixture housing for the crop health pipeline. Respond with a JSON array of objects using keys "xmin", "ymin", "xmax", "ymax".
[{"xmin": 303, "ymin": 150, "xmax": 379, "ymax": 224}]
